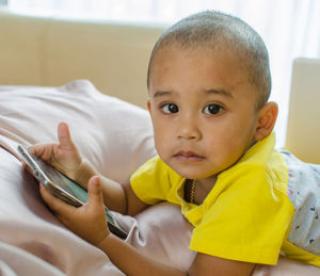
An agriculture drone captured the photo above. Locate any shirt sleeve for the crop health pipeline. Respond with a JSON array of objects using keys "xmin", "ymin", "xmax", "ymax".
[
  {"xmin": 130, "ymin": 156, "xmax": 172, "ymax": 205},
  {"xmin": 190, "ymin": 164, "xmax": 294, "ymax": 265}
]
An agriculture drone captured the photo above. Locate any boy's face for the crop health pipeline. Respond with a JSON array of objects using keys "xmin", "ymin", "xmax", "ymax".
[{"xmin": 148, "ymin": 46, "xmax": 261, "ymax": 180}]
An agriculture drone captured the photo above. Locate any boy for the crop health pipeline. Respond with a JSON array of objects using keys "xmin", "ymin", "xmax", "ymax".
[{"xmin": 32, "ymin": 10, "xmax": 320, "ymax": 275}]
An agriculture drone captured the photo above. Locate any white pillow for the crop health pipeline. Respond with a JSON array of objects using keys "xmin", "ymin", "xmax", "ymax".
[{"xmin": 0, "ymin": 79, "xmax": 156, "ymax": 183}]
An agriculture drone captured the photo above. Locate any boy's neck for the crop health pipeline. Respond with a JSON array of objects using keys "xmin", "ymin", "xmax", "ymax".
[{"xmin": 192, "ymin": 176, "xmax": 217, "ymax": 204}]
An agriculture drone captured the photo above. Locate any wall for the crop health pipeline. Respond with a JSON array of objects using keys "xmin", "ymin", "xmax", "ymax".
[{"xmin": 0, "ymin": 11, "xmax": 163, "ymax": 108}]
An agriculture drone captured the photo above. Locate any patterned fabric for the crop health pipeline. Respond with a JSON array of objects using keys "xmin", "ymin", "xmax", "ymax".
[{"xmin": 281, "ymin": 149, "xmax": 320, "ymax": 255}]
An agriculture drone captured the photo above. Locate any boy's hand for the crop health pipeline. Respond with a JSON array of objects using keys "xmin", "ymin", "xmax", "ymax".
[
  {"xmin": 40, "ymin": 176, "xmax": 110, "ymax": 246},
  {"xmin": 30, "ymin": 122, "xmax": 82, "ymax": 180}
]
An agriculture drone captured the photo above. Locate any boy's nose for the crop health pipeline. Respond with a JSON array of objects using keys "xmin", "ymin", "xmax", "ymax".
[{"xmin": 177, "ymin": 117, "xmax": 201, "ymax": 140}]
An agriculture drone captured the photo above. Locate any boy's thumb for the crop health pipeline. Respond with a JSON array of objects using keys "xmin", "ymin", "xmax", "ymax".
[
  {"xmin": 57, "ymin": 122, "xmax": 74, "ymax": 149},
  {"xmin": 88, "ymin": 176, "xmax": 104, "ymax": 207}
]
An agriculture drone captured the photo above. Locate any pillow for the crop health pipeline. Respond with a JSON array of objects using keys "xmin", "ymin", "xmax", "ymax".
[{"xmin": 0, "ymin": 80, "xmax": 156, "ymax": 184}]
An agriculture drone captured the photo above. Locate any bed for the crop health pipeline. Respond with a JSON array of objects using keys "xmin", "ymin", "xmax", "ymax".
[{"xmin": 1, "ymin": 11, "xmax": 320, "ymax": 276}]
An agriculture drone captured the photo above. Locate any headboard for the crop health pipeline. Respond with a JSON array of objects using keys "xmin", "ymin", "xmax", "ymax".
[
  {"xmin": 285, "ymin": 58, "xmax": 320, "ymax": 163},
  {"xmin": 0, "ymin": 10, "xmax": 163, "ymax": 108}
]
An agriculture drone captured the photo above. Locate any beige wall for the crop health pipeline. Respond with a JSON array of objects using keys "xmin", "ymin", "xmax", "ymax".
[
  {"xmin": 285, "ymin": 58, "xmax": 320, "ymax": 163},
  {"xmin": 0, "ymin": 11, "xmax": 163, "ymax": 108}
]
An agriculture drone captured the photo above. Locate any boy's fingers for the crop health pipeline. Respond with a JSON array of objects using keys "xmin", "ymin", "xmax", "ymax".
[
  {"xmin": 29, "ymin": 143, "xmax": 54, "ymax": 160},
  {"xmin": 88, "ymin": 176, "xmax": 104, "ymax": 208},
  {"xmin": 57, "ymin": 122, "xmax": 75, "ymax": 150},
  {"xmin": 40, "ymin": 184, "xmax": 74, "ymax": 215},
  {"xmin": 21, "ymin": 162, "xmax": 33, "ymax": 175}
]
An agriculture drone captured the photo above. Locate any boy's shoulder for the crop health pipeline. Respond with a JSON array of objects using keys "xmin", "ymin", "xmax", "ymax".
[{"xmin": 219, "ymin": 134, "xmax": 288, "ymax": 193}]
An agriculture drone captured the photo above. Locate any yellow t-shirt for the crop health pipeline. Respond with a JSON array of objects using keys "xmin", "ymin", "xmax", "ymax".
[{"xmin": 130, "ymin": 134, "xmax": 294, "ymax": 265}]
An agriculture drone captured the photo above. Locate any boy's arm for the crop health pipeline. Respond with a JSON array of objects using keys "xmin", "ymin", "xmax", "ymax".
[
  {"xmin": 76, "ymin": 159, "xmax": 148, "ymax": 215},
  {"xmin": 94, "ymin": 174, "xmax": 148, "ymax": 215},
  {"xmin": 99, "ymin": 234, "xmax": 255, "ymax": 276},
  {"xmin": 98, "ymin": 234, "xmax": 185, "ymax": 276}
]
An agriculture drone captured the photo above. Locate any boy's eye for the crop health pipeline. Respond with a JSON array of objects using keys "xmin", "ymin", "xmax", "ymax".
[
  {"xmin": 161, "ymin": 103, "xmax": 179, "ymax": 114},
  {"xmin": 203, "ymin": 104, "xmax": 224, "ymax": 115}
]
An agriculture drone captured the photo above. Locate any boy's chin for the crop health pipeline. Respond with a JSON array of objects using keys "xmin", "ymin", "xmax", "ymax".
[
  {"xmin": 160, "ymin": 155, "xmax": 219, "ymax": 179},
  {"xmin": 171, "ymin": 165, "xmax": 216, "ymax": 180}
]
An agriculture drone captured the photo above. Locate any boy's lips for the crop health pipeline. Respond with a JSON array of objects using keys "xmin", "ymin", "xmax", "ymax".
[{"xmin": 173, "ymin": 150, "xmax": 205, "ymax": 161}]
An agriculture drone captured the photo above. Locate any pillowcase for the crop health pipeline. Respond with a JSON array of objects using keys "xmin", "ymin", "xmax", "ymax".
[{"xmin": 0, "ymin": 80, "xmax": 156, "ymax": 184}]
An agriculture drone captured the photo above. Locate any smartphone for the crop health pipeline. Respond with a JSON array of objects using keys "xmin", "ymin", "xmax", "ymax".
[{"xmin": 17, "ymin": 145, "xmax": 128, "ymax": 239}]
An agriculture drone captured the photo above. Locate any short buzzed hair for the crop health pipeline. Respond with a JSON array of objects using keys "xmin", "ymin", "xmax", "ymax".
[{"xmin": 147, "ymin": 10, "xmax": 271, "ymax": 108}]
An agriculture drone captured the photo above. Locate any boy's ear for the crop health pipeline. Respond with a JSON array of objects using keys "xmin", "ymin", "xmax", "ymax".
[
  {"xmin": 147, "ymin": 100, "xmax": 151, "ymax": 112},
  {"xmin": 254, "ymin": 102, "xmax": 278, "ymax": 141}
]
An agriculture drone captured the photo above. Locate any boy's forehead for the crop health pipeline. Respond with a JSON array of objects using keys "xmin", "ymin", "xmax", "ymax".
[
  {"xmin": 149, "ymin": 44, "xmax": 249, "ymax": 86},
  {"xmin": 150, "ymin": 43, "xmax": 244, "ymax": 74}
]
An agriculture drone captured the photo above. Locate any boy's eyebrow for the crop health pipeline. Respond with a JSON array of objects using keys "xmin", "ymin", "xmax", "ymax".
[
  {"xmin": 205, "ymin": 88, "xmax": 233, "ymax": 98},
  {"xmin": 153, "ymin": 90, "xmax": 174, "ymax": 98},
  {"xmin": 152, "ymin": 89, "xmax": 233, "ymax": 98}
]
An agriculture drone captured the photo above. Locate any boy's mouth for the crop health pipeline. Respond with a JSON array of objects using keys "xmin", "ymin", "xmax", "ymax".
[{"xmin": 173, "ymin": 151, "xmax": 205, "ymax": 161}]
